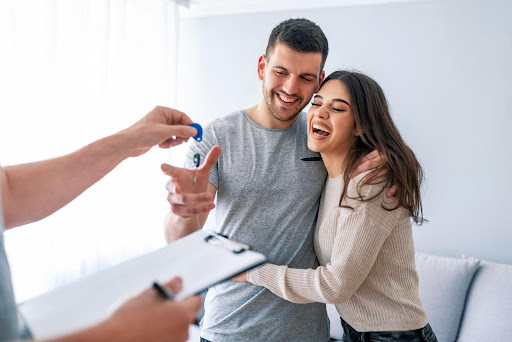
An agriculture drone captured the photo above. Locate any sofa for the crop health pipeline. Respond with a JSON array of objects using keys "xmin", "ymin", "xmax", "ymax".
[
  {"xmin": 327, "ymin": 252, "xmax": 512, "ymax": 342},
  {"xmin": 187, "ymin": 252, "xmax": 512, "ymax": 342}
]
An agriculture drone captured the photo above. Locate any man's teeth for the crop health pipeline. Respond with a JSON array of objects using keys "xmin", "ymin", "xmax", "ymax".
[
  {"xmin": 278, "ymin": 93, "xmax": 296, "ymax": 103},
  {"xmin": 313, "ymin": 124, "xmax": 331, "ymax": 134}
]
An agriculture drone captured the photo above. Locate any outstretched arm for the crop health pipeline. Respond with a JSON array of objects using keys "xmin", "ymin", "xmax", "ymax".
[{"xmin": 1, "ymin": 106, "xmax": 197, "ymax": 229}]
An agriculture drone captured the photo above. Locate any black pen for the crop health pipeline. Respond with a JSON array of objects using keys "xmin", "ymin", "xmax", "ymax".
[{"xmin": 152, "ymin": 281, "xmax": 175, "ymax": 300}]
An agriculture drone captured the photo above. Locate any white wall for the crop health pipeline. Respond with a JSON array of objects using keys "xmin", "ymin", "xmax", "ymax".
[{"xmin": 175, "ymin": 0, "xmax": 512, "ymax": 263}]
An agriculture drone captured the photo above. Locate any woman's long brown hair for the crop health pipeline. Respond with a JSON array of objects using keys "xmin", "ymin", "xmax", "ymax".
[{"xmin": 324, "ymin": 70, "xmax": 426, "ymax": 225}]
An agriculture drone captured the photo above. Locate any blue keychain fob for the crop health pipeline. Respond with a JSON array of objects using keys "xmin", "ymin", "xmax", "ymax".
[{"xmin": 190, "ymin": 123, "xmax": 203, "ymax": 142}]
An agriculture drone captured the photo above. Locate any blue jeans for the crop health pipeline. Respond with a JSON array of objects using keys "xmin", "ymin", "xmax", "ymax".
[
  {"xmin": 341, "ymin": 318, "xmax": 438, "ymax": 342},
  {"xmin": 200, "ymin": 338, "xmax": 211, "ymax": 342}
]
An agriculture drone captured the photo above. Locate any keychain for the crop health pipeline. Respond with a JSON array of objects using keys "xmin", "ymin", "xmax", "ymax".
[
  {"xmin": 189, "ymin": 123, "xmax": 203, "ymax": 187},
  {"xmin": 190, "ymin": 123, "xmax": 203, "ymax": 142}
]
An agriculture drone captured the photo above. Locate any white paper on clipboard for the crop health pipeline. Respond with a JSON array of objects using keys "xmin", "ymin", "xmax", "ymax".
[{"xmin": 18, "ymin": 230, "xmax": 266, "ymax": 340}]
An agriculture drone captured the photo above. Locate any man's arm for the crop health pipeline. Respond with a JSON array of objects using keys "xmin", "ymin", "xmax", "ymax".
[
  {"xmin": 161, "ymin": 148, "xmax": 391, "ymax": 243},
  {"xmin": 1, "ymin": 106, "xmax": 198, "ymax": 229},
  {"xmin": 163, "ymin": 183, "xmax": 217, "ymax": 242},
  {"xmin": 1, "ymin": 135, "xmax": 131, "ymax": 229}
]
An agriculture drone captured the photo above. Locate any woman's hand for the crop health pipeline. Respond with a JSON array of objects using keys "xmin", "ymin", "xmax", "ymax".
[{"xmin": 231, "ymin": 271, "xmax": 247, "ymax": 282}]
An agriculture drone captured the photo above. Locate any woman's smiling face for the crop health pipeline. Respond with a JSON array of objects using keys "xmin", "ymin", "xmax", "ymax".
[{"xmin": 307, "ymin": 79, "xmax": 358, "ymax": 156}]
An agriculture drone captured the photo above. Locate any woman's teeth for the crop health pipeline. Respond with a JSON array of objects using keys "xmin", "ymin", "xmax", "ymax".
[{"xmin": 312, "ymin": 124, "xmax": 331, "ymax": 136}]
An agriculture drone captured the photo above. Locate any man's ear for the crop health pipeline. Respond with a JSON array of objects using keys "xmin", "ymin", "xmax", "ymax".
[
  {"xmin": 315, "ymin": 70, "xmax": 326, "ymax": 93},
  {"xmin": 257, "ymin": 55, "xmax": 266, "ymax": 81}
]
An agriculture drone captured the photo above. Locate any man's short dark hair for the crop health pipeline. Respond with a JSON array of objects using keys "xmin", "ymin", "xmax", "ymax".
[{"xmin": 265, "ymin": 18, "xmax": 329, "ymax": 73}]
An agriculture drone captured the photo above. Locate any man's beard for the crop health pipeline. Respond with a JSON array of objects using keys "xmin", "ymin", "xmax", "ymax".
[{"xmin": 262, "ymin": 82, "xmax": 306, "ymax": 123}]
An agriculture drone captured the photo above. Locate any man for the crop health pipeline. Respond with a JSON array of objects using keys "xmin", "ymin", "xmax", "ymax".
[
  {"xmin": 162, "ymin": 19, "xmax": 385, "ymax": 341},
  {"xmin": 1, "ymin": 106, "xmax": 201, "ymax": 342},
  {"xmin": 162, "ymin": 18, "xmax": 329, "ymax": 342}
]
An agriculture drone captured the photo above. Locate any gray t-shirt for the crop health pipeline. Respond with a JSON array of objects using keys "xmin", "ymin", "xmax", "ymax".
[
  {"xmin": 0, "ymin": 177, "xmax": 19, "ymax": 341},
  {"xmin": 185, "ymin": 110, "xmax": 330, "ymax": 341}
]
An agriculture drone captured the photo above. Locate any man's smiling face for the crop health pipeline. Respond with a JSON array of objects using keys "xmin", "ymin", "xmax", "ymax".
[{"xmin": 259, "ymin": 43, "xmax": 324, "ymax": 125}]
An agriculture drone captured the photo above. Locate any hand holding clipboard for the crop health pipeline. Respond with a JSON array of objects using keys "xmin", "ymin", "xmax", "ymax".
[{"xmin": 19, "ymin": 230, "xmax": 266, "ymax": 340}]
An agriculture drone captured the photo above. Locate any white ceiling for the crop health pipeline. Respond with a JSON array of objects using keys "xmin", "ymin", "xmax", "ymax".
[{"xmin": 177, "ymin": 0, "xmax": 430, "ymax": 17}]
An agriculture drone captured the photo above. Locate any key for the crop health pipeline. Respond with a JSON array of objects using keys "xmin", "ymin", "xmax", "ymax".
[{"xmin": 193, "ymin": 153, "xmax": 200, "ymax": 186}]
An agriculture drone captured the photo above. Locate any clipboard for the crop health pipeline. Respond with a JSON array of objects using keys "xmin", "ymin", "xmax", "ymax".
[{"xmin": 18, "ymin": 230, "xmax": 266, "ymax": 340}]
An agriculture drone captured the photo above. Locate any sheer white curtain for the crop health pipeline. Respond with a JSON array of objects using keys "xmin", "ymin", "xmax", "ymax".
[{"xmin": 0, "ymin": 0, "xmax": 183, "ymax": 302}]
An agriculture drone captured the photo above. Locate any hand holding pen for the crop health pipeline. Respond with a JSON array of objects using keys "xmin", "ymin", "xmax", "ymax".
[
  {"xmin": 109, "ymin": 277, "xmax": 200, "ymax": 342},
  {"xmin": 161, "ymin": 145, "xmax": 222, "ymax": 218},
  {"xmin": 153, "ymin": 281, "xmax": 176, "ymax": 300}
]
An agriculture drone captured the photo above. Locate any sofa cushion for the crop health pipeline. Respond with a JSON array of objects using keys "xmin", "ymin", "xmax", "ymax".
[
  {"xmin": 415, "ymin": 252, "xmax": 480, "ymax": 342},
  {"xmin": 457, "ymin": 260, "xmax": 512, "ymax": 341}
]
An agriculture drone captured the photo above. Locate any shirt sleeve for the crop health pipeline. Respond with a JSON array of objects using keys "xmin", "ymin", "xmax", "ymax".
[
  {"xmin": 247, "ymin": 174, "xmax": 404, "ymax": 304},
  {"xmin": 183, "ymin": 122, "xmax": 219, "ymax": 189}
]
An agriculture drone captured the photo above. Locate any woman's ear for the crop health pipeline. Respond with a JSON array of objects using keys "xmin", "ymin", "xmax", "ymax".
[{"xmin": 354, "ymin": 124, "xmax": 362, "ymax": 137}]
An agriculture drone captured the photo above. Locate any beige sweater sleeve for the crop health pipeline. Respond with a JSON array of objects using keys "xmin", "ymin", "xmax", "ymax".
[{"xmin": 247, "ymin": 177, "xmax": 401, "ymax": 304}]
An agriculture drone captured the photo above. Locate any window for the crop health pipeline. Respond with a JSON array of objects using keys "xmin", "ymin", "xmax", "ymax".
[{"xmin": 0, "ymin": 0, "xmax": 182, "ymax": 302}]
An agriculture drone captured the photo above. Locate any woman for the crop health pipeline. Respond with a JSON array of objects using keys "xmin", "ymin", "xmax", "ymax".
[{"xmin": 235, "ymin": 70, "xmax": 437, "ymax": 341}]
